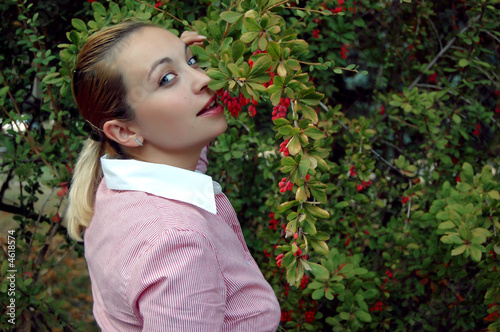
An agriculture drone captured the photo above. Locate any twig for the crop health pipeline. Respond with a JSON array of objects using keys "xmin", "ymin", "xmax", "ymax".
[
  {"xmin": 0, "ymin": 103, "xmax": 59, "ymax": 177},
  {"xmin": 318, "ymin": 101, "xmax": 409, "ymax": 178},
  {"xmin": 135, "ymin": 0, "xmax": 192, "ymax": 28},
  {"xmin": 25, "ymin": 186, "xmax": 56, "ymax": 271},
  {"xmin": 428, "ymin": 17, "xmax": 443, "ymax": 51},
  {"xmin": 483, "ymin": 30, "xmax": 500, "ymax": 45},
  {"xmin": 409, "ymin": 15, "xmax": 481, "ymax": 91}
]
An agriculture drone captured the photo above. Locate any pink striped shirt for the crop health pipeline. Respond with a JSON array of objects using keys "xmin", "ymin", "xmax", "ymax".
[{"xmin": 84, "ymin": 149, "xmax": 280, "ymax": 331}]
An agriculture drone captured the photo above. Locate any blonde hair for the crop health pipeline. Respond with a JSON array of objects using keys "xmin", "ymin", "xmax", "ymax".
[
  {"xmin": 66, "ymin": 139, "xmax": 104, "ymax": 241},
  {"xmin": 66, "ymin": 21, "xmax": 154, "ymax": 241}
]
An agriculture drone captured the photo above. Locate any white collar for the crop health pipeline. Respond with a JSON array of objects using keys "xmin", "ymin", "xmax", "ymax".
[{"xmin": 100, "ymin": 155, "xmax": 220, "ymax": 214}]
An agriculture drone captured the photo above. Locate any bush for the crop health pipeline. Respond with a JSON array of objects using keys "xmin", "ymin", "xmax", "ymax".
[{"xmin": 1, "ymin": 0, "xmax": 499, "ymax": 330}]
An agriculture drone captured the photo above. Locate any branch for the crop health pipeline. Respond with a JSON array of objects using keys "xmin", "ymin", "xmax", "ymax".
[
  {"xmin": 318, "ymin": 101, "xmax": 410, "ymax": 178},
  {"xmin": 1, "ymin": 97, "xmax": 59, "ymax": 177},
  {"xmin": 409, "ymin": 15, "xmax": 481, "ymax": 91},
  {"xmin": 135, "ymin": 0, "xmax": 192, "ymax": 29}
]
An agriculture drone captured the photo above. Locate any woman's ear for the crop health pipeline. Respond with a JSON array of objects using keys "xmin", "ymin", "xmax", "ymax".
[{"xmin": 102, "ymin": 119, "xmax": 141, "ymax": 147}]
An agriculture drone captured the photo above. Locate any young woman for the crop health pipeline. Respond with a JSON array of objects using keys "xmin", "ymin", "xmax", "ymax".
[{"xmin": 66, "ymin": 21, "xmax": 280, "ymax": 331}]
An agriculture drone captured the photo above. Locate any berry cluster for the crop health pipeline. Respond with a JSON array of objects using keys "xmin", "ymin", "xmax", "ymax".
[
  {"xmin": 322, "ymin": 0, "xmax": 358, "ymax": 15},
  {"xmin": 340, "ymin": 43, "xmax": 350, "ymax": 59},
  {"xmin": 272, "ymin": 97, "xmax": 291, "ymax": 121},
  {"xmin": 304, "ymin": 310, "xmax": 315, "ymax": 323},
  {"xmin": 485, "ymin": 303, "xmax": 499, "ymax": 321},
  {"xmin": 370, "ymin": 301, "xmax": 385, "ymax": 312},
  {"xmin": 268, "ymin": 212, "xmax": 279, "ymax": 230},
  {"xmin": 263, "ymin": 249, "xmax": 272, "ymax": 258},
  {"xmin": 248, "ymin": 98, "xmax": 258, "ymax": 117},
  {"xmin": 217, "ymin": 90, "xmax": 257, "ymax": 117},
  {"xmin": 473, "ymin": 123, "xmax": 481, "ymax": 136},
  {"xmin": 279, "ymin": 139, "xmax": 290, "ymax": 156},
  {"xmin": 401, "ymin": 194, "xmax": 413, "ymax": 204},
  {"xmin": 299, "ymin": 275, "xmax": 309, "ymax": 290},
  {"xmin": 280, "ymin": 310, "xmax": 293, "ymax": 322},
  {"xmin": 379, "ymin": 104, "xmax": 386, "ymax": 115},
  {"xmin": 348, "ymin": 165, "xmax": 357, "ymax": 177},
  {"xmin": 276, "ymin": 253, "xmax": 284, "ymax": 267},
  {"xmin": 279, "ymin": 177, "xmax": 294, "ymax": 193},
  {"xmin": 356, "ymin": 180, "xmax": 372, "ymax": 192}
]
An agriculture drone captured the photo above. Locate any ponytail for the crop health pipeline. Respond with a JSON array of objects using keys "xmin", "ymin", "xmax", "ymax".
[
  {"xmin": 67, "ymin": 22, "xmax": 153, "ymax": 241},
  {"xmin": 66, "ymin": 139, "xmax": 105, "ymax": 241}
]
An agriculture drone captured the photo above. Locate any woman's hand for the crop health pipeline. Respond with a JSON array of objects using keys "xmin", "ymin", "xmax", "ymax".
[{"xmin": 180, "ymin": 31, "xmax": 207, "ymax": 46}]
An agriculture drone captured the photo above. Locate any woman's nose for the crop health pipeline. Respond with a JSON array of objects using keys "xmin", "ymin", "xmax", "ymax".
[{"xmin": 191, "ymin": 67, "xmax": 211, "ymax": 94}]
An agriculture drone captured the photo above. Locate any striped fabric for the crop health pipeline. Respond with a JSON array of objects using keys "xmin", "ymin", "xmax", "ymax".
[{"xmin": 83, "ymin": 149, "xmax": 280, "ymax": 331}]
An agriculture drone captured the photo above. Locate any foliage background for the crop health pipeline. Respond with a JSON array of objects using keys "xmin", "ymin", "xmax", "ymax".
[{"xmin": 0, "ymin": 0, "xmax": 499, "ymax": 331}]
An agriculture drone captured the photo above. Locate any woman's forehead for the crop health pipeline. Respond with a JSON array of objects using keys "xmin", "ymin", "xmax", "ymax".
[{"xmin": 116, "ymin": 27, "xmax": 183, "ymax": 80}]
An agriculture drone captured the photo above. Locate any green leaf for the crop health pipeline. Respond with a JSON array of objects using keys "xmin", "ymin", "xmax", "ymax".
[
  {"xmin": 354, "ymin": 309, "xmax": 372, "ymax": 323},
  {"xmin": 296, "ymin": 186, "xmax": 307, "ymax": 202},
  {"xmin": 91, "ymin": 1, "xmax": 107, "ymax": 16},
  {"xmin": 0, "ymin": 86, "xmax": 9, "ymax": 98},
  {"xmin": 267, "ymin": 41, "xmax": 281, "ymax": 59},
  {"xmin": 298, "ymin": 157, "xmax": 310, "ymax": 177},
  {"xmin": 287, "ymin": 136, "xmax": 301, "ymax": 156},
  {"xmin": 461, "ymin": 162, "xmax": 474, "ymax": 183},
  {"xmin": 243, "ymin": 17, "xmax": 261, "ymax": 31},
  {"xmin": 339, "ymin": 312, "xmax": 351, "ymax": 320},
  {"xmin": 312, "ymin": 288, "xmax": 324, "ymax": 300},
  {"xmin": 303, "ymin": 126, "xmax": 325, "ymax": 139},
  {"xmin": 240, "ymin": 31, "xmax": 260, "ymax": 43},
  {"xmin": 311, "ymin": 240, "xmax": 329, "ymax": 255},
  {"xmin": 249, "ymin": 55, "xmax": 272, "ymax": 76},
  {"xmin": 451, "ymin": 244, "xmax": 466, "ymax": 256},
  {"xmin": 227, "ymin": 63, "xmax": 241, "ymax": 76},
  {"xmin": 208, "ymin": 80, "xmax": 227, "ymax": 91},
  {"xmin": 231, "ymin": 40, "xmax": 245, "ymax": 61},
  {"xmin": 206, "ymin": 68, "xmax": 228, "ymax": 80},
  {"xmin": 273, "ymin": 118, "xmax": 290, "ymax": 126},
  {"xmin": 302, "ymin": 219, "xmax": 317, "ymax": 236},
  {"xmin": 300, "ymin": 104, "xmax": 319, "ymax": 123},
  {"xmin": 458, "ymin": 59, "xmax": 469, "ymax": 67},
  {"xmin": 438, "ymin": 221, "xmax": 455, "ymax": 230},
  {"xmin": 220, "ymin": 11, "xmax": 243, "ymax": 23},
  {"xmin": 334, "ymin": 201, "xmax": 349, "ymax": 209},
  {"xmin": 278, "ymin": 200, "xmax": 299, "ymax": 213},
  {"xmin": 310, "ymin": 187, "xmax": 328, "ymax": 204},
  {"xmin": 281, "ymin": 156, "xmax": 297, "ymax": 166},
  {"xmin": 71, "ymin": 18, "xmax": 87, "ymax": 32},
  {"xmin": 304, "ymin": 203, "xmax": 330, "ymax": 219},
  {"xmin": 435, "ymin": 211, "xmax": 449, "ymax": 220},
  {"xmin": 488, "ymin": 190, "xmax": 500, "ymax": 200},
  {"xmin": 308, "ymin": 262, "xmax": 330, "ymax": 281},
  {"xmin": 42, "ymin": 72, "xmax": 61, "ymax": 85},
  {"xmin": 470, "ymin": 244, "xmax": 483, "ymax": 262}
]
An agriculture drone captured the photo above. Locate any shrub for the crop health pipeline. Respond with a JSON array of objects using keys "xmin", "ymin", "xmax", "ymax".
[{"xmin": 1, "ymin": 0, "xmax": 498, "ymax": 330}]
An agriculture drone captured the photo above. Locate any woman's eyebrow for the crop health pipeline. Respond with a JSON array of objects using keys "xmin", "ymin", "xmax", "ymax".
[{"xmin": 147, "ymin": 44, "xmax": 189, "ymax": 82}]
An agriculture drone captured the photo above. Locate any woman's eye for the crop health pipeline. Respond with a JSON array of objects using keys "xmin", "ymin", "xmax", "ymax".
[
  {"xmin": 187, "ymin": 55, "xmax": 198, "ymax": 66},
  {"xmin": 159, "ymin": 72, "xmax": 176, "ymax": 87}
]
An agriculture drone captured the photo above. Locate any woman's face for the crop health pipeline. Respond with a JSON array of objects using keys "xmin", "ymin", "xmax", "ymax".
[{"xmin": 115, "ymin": 26, "xmax": 227, "ymax": 166}]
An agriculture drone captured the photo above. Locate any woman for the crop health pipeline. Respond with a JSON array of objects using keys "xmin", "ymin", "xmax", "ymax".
[{"xmin": 66, "ymin": 21, "xmax": 280, "ymax": 331}]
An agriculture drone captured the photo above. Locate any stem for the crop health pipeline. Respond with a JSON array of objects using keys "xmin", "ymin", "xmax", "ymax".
[
  {"xmin": 266, "ymin": 0, "xmax": 290, "ymax": 12},
  {"xmin": 25, "ymin": 186, "xmax": 56, "ymax": 272},
  {"xmin": 319, "ymin": 101, "xmax": 411, "ymax": 178},
  {"xmin": 409, "ymin": 15, "xmax": 481, "ymax": 91},
  {"xmin": 1, "ymin": 103, "xmax": 59, "ymax": 177},
  {"xmin": 291, "ymin": 98, "xmax": 298, "ymax": 127},
  {"xmin": 135, "ymin": 0, "xmax": 192, "ymax": 29}
]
